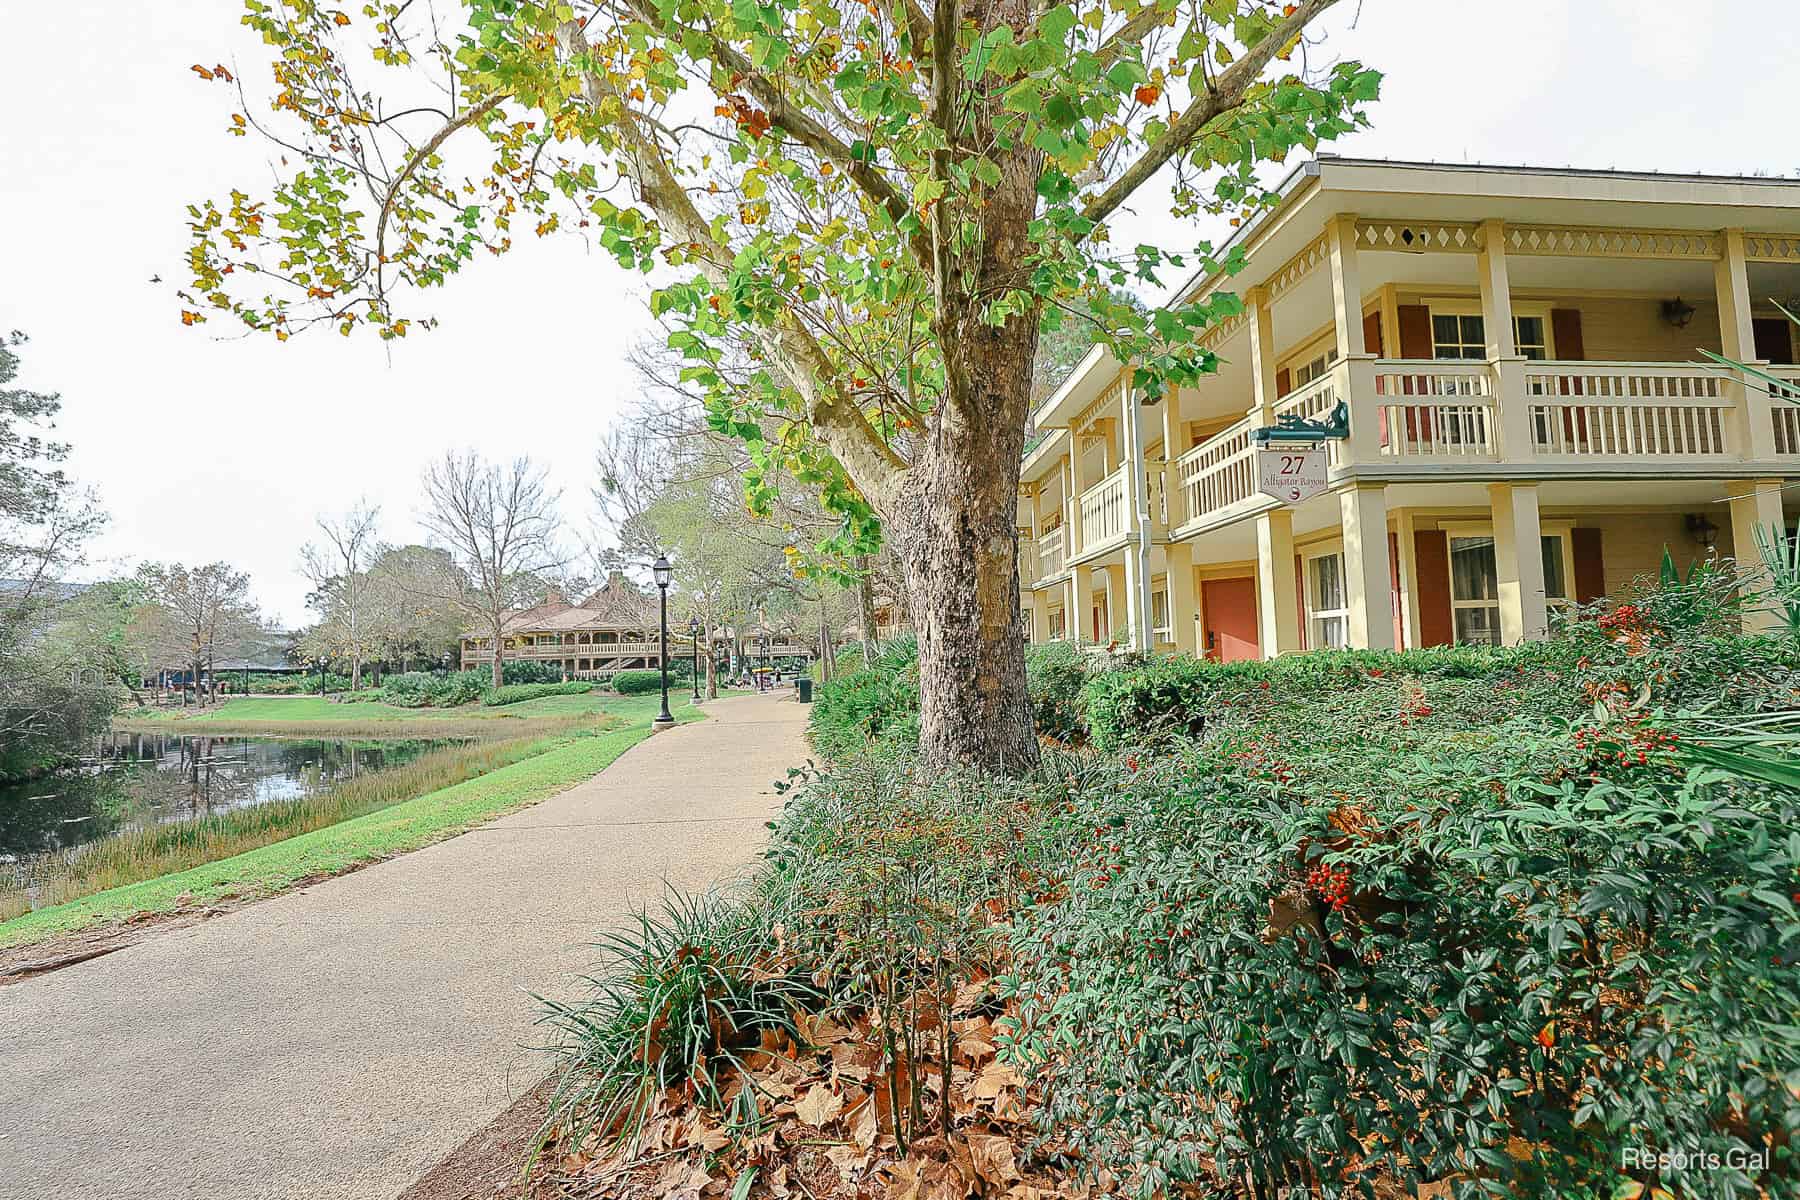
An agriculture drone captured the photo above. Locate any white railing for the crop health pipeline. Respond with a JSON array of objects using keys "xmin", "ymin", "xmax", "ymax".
[
  {"xmin": 1272, "ymin": 372, "xmax": 1346, "ymax": 469},
  {"xmin": 1372, "ymin": 360, "xmax": 1497, "ymax": 459},
  {"xmin": 1175, "ymin": 416, "xmax": 1256, "ymax": 526},
  {"xmin": 1017, "ymin": 534, "xmax": 1039, "ymax": 588},
  {"xmin": 465, "ymin": 639, "xmax": 665, "ymax": 662},
  {"xmin": 1038, "ymin": 527, "xmax": 1066, "ymax": 578},
  {"xmin": 1079, "ymin": 467, "xmax": 1129, "ymax": 547},
  {"xmin": 1769, "ymin": 368, "xmax": 1800, "ymax": 456},
  {"xmin": 1524, "ymin": 362, "xmax": 1731, "ymax": 458},
  {"xmin": 1146, "ymin": 461, "xmax": 1176, "ymax": 529}
]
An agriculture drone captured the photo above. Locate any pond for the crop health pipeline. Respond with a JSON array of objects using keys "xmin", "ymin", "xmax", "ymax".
[{"xmin": 0, "ymin": 733, "xmax": 447, "ymax": 909}]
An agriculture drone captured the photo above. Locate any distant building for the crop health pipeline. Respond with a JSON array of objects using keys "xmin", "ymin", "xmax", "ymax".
[{"xmin": 459, "ymin": 574, "xmax": 817, "ymax": 678}]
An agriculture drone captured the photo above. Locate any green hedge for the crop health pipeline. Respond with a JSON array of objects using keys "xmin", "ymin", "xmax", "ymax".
[
  {"xmin": 611, "ymin": 669, "xmax": 665, "ymax": 695},
  {"xmin": 481, "ymin": 681, "xmax": 593, "ymax": 707}
]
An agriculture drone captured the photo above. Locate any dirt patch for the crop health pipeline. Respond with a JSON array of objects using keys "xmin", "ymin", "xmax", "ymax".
[{"xmin": 399, "ymin": 1073, "xmax": 555, "ymax": 1200}]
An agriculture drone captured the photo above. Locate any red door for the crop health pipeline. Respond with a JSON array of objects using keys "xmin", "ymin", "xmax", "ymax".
[{"xmin": 1201, "ymin": 577, "xmax": 1260, "ymax": 662}]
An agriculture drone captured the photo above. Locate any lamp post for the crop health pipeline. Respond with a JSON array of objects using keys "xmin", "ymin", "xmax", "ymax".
[
  {"xmin": 761, "ymin": 633, "xmax": 771, "ymax": 692},
  {"xmin": 652, "ymin": 555, "xmax": 675, "ymax": 731},
  {"xmin": 688, "ymin": 614, "xmax": 701, "ymax": 701}
]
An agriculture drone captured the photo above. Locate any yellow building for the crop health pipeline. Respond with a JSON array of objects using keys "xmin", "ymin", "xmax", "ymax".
[{"xmin": 1018, "ymin": 157, "xmax": 1800, "ymax": 659}]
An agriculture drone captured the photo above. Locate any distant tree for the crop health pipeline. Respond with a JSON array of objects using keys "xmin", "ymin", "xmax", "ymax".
[
  {"xmin": 130, "ymin": 562, "xmax": 262, "ymax": 693},
  {"xmin": 0, "ymin": 331, "xmax": 114, "ymax": 778},
  {"xmin": 420, "ymin": 452, "xmax": 563, "ymax": 689},
  {"xmin": 1031, "ymin": 289, "xmax": 1149, "ymax": 404},
  {"xmin": 364, "ymin": 544, "xmax": 467, "ymax": 671},
  {"xmin": 299, "ymin": 501, "xmax": 381, "ymax": 687}
]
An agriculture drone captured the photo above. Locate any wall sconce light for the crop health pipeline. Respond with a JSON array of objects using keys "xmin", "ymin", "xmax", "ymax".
[
  {"xmin": 1660, "ymin": 296, "xmax": 1697, "ymax": 328},
  {"xmin": 1684, "ymin": 512, "xmax": 1719, "ymax": 550}
]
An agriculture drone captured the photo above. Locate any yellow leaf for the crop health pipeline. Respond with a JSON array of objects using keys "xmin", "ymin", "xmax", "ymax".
[
  {"xmin": 794, "ymin": 1083, "xmax": 843, "ymax": 1127},
  {"xmin": 333, "ymin": 11, "xmax": 351, "ymax": 25},
  {"xmin": 180, "ymin": 310, "xmax": 201, "ymax": 326}
]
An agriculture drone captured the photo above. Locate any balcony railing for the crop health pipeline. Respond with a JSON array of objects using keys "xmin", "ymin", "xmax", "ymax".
[
  {"xmin": 1524, "ymin": 362, "xmax": 1731, "ymax": 459},
  {"xmin": 1037, "ymin": 527, "xmax": 1066, "ymax": 579},
  {"xmin": 1079, "ymin": 467, "xmax": 1129, "ymax": 548},
  {"xmin": 1373, "ymin": 360, "xmax": 1497, "ymax": 460},
  {"xmin": 1175, "ymin": 416, "xmax": 1256, "ymax": 526},
  {"xmin": 1765, "ymin": 367, "xmax": 1800, "ymax": 455}
]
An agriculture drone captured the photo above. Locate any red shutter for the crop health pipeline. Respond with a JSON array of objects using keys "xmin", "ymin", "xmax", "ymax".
[
  {"xmin": 1275, "ymin": 367, "xmax": 1292, "ymax": 398},
  {"xmin": 1294, "ymin": 553, "xmax": 1306, "ymax": 651},
  {"xmin": 1551, "ymin": 308, "xmax": 1585, "ymax": 361},
  {"xmin": 1388, "ymin": 530, "xmax": 1404, "ymax": 648},
  {"xmin": 1363, "ymin": 310, "xmax": 1384, "ymax": 356},
  {"xmin": 1572, "ymin": 528, "xmax": 1606, "ymax": 605},
  {"xmin": 1413, "ymin": 529, "xmax": 1454, "ymax": 647},
  {"xmin": 1397, "ymin": 305, "xmax": 1434, "ymax": 359}
]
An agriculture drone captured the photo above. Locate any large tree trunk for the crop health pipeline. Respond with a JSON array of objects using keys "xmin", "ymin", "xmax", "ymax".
[
  {"xmin": 490, "ymin": 621, "xmax": 505, "ymax": 690},
  {"xmin": 900, "ymin": 153, "xmax": 1040, "ymax": 773}
]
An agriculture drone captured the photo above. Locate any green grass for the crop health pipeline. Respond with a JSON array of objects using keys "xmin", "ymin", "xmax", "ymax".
[
  {"xmin": 0, "ymin": 696, "xmax": 705, "ymax": 951},
  {"xmin": 110, "ymin": 692, "xmax": 659, "ymax": 738}
]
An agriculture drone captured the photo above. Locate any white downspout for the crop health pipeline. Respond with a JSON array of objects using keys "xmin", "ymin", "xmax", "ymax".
[{"xmin": 1122, "ymin": 388, "xmax": 1155, "ymax": 653}]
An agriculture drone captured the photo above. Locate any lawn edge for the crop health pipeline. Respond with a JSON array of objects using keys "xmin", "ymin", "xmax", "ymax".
[{"xmin": 0, "ymin": 705, "xmax": 707, "ymax": 953}]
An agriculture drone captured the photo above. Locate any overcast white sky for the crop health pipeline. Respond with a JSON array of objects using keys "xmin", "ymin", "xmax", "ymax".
[{"xmin": 2, "ymin": 0, "xmax": 1793, "ymax": 626}]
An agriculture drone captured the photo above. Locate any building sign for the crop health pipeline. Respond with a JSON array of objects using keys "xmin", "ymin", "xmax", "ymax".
[{"xmin": 1256, "ymin": 441, "xmax": 1329, "ymax": 505}]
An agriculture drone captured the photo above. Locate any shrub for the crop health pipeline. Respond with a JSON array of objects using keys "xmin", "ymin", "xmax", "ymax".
[
  {"xmin": 1024, "ymin": 639, "xmax": 1095, "ymax": 744},
  {"xmin": 611, "ymin": 668, "xmax": 665, "ymax": 695},
  {"xmin": 1079, "ymin": 642, "xmax": 1578, "ymax": 750},
  {"xmin": 482, "ymin": 681, "xmax": 592, "ymax": 707},
  {"xmin": 376, "ymin": 669, "xmax": 487, "ymax": 708},
  {"xmin": 806, "ymin": 637, "xmax": 920, "ymax": 759}
]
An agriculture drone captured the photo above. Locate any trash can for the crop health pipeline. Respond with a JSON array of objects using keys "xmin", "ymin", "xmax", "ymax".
[{"xmin": 797, "ymin": 677, "xmax": 813, "ymax": 704}]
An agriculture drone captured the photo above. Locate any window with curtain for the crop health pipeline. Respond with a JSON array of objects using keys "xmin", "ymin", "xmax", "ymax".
[
  {"xmin": 1450, "ymin": 535, "xmax": 1501, "ymax": 645},
  {"xmin": 1308, "ymin": 552, "xmax": 1349, "ymax": 649},
  {"xmin": 1151, "ymin": 588, "xmax": 1170, "ymax": 638}
]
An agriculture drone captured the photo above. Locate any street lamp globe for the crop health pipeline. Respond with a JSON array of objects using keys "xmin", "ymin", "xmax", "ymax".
[{"xmin": 652, "ymin": 554, "xmax": 673, "ymax": 589}]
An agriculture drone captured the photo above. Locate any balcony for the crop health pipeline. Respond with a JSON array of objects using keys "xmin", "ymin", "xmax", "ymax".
[
  {"xmin": 1079, "ymin": 467, "xmax": 1130, "ymax": 550},
  {"xmin": 1170, "ymin": 357, "xmax": 1797, "ymax": 532},
  {"xmin": 1037, "ymin": 526, "xmax": 1066, "ymax": 580}
]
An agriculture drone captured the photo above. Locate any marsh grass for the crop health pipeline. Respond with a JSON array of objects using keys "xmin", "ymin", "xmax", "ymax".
[{"xmin": 0, "ymin": 716, "xmax": 612, "ymax": 921}]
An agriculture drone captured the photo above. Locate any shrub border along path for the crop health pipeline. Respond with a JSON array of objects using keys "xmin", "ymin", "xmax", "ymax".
[{"xmin": 0, "ymin": 690, "xmax": 808, "ymax": 1200}]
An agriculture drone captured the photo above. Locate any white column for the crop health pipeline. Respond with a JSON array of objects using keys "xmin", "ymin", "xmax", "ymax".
[
  {"xmin": 1393, "ymin": 507, "xmax": 1421, "ymax": 650},
  {"xmin": 1067, "ymin": 434, "xmax": 1088, "ymax": 558},
  {"xmin": 1165, "ymin": 542, "xmax": 1199, "ymax": 654},
  {"xmin": 1328, "ymin": 215, "xmax": 1379, "ymax": 466},
  {"xmin": 1247, "ymin": 285, "xmax": 1279, "ymax": 425},
  {"xmin": 1327, "ymin": 215, "xmax": 1366, "ymax": 358},
  {"xmin": 1717, "ymin": 229, "xmax": 1778, "ymax": 460},
  {"xmin": 1122, "ymin": 383, "xmax": 1156, "ymax": 648},
  {"xmin": 1340, "ymin": 483, "xmax": 1395, "ymax": 650},
  {"xmin": 1490, "ymin": 482, "xmax": 1548, "ymax": 644},
  {"xmin": 1255, "ymin": 509, "xmax": 1303, "ymax": 657},
  {"xmin": 1103, "ymin": 563, "xmax": 1125, "ymax": 646},
  {"xmin": 1728, "ymin": 478, "xmax": 1787, "ymax": 633},
  {"xmin": 1478, "ymin": 219, "xmax": 1531, "ymax": 463}
]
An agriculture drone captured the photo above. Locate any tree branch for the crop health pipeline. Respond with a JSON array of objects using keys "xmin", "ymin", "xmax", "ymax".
[
  {"xmin": 1079, "ymin": 0, "xmax": 1337, "ymax": 230},
  {"xmin": 559, "ymin": 22, "xmax": 910, "ymax": 515}
]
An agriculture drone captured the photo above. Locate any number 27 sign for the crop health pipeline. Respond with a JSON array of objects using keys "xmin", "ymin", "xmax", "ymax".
[{"xmin": 1256, "ymin": 441, "xmax": 1329, "ymax": 505}]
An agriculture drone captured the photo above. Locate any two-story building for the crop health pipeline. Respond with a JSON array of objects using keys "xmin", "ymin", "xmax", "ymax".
[
  {"xmin": 1017, "ymin": 157, "xmax": 1800, "ymax": 658},
  {"xmin": 460, "ymin": 574, "xmax": 819, "ymax": 677}
]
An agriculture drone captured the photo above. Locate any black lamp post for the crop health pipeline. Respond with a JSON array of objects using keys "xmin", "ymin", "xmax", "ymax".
[
  {"xmin": 761, "ymin": 634, "xmax": 771, "ymax": 692},
  {"xmin": 652, "ymin": 555, "xmax": 675, "ymax": 731},
  {"xmin": 688, "ymin": 614, "xmax": 701, "ymax": 701}
]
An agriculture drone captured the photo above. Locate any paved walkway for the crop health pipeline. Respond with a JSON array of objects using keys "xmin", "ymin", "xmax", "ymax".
[{"xmin": 0, "ymin": 692, "xmax": 808, "ymax": 1200}]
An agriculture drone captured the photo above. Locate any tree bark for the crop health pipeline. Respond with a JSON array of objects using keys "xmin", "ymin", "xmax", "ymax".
[{"xmin": 897, "ymin": 149, "xmax": 1041, "ymax": 773}]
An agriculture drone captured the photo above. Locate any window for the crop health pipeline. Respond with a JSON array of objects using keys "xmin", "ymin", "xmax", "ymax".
[
  {"xmin": 1291, "ymin": 347, "xmax": 1339, "ymax": 389},
  {"xmin": 1432, "ymin": 312, "xmax": 1550, "ymax": 361},
  {"xmin": 1450, "ymin": 533, "xmax": 1573, "ymax": 644},
  {"xmin": 1450, "ymin": 535, "xmax": 1501, "ymax": 645},
  {"xmin": 1151, "ymin": 588, "xmax": 1171, "ymax": 639},
  {"xmin": 1049, "ymin": 608, "xmax": 1066, "ymax": 639},
  {"xmin": 1307, "ymin": 552, "xmax": 1349, "ymax": 649}
]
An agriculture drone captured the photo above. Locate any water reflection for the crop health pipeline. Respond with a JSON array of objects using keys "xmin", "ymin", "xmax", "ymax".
[{"xmin": 0, "ymin": 733, "xmax": 444, "ymax": 901}]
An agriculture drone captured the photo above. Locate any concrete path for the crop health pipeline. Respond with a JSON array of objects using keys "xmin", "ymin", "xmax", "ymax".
[{"xmin": 0, "ymin": 692, "xmax": 808, "ymax": 1200}]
